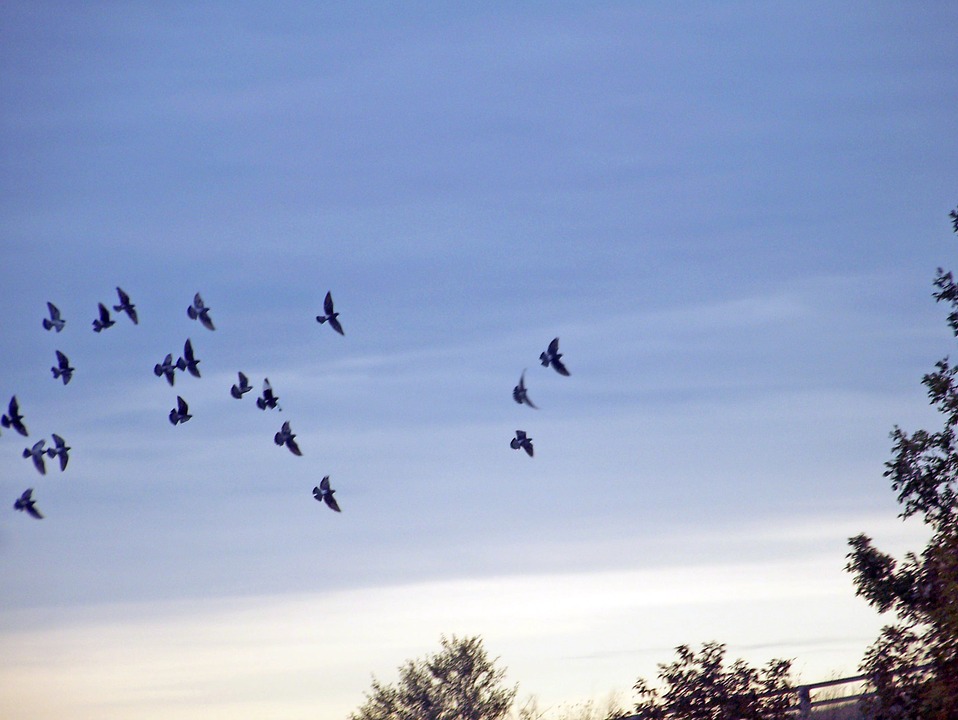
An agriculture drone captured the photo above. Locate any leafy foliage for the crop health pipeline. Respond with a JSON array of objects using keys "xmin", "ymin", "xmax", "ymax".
[
  {"xmin": 350, "ymin": 635, "xmax": 517, "ymax": 720},
  {"xmin": 623, "ymin": 642, "xmax": 793, "ymax": 720},
  {"xmin": 845, "ymin": 205, "xmax": 958, "ymax": 719}
]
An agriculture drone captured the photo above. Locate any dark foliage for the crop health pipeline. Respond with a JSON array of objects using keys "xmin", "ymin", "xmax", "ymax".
[
  {"xmin": 349, "ymin": 635, "xmax": 517, "ymax": 720},
  {"xmin": 845, "ymin": 205, "xmax": 958, "ymax": 719},
  {"xmin": 622, "ymin": 641, "xmax": 793, "ymax": 720}
]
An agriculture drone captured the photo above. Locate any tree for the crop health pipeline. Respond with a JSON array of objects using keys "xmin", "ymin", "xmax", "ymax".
[
  {"xmin": 845, "ymin": 205, "xmax": 958, "ymax": 719},
  {"xmin": 623, "ymin": 642, "xmax": 793, "ymax": 720},
  {"xmin": 350, "ymin": 635, "xmax": 517, "ymax": 720}
]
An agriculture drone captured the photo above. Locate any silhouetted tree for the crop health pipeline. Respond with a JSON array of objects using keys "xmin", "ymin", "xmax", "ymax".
[
  {"xmin": 845, "ymin": 205, "xmax": 958, "ymax": 719},
  {"xmin": 623, "ymin": 642, "xmax": 792, "ymax": 720},
  {"xmin": 350, "ymin": 635, "xmax": 517, "ymax": 720}
]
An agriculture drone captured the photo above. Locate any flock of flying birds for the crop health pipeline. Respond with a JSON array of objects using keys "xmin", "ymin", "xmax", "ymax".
[{"xmin": 6, "ymin": 286, "xmax": 570, "ymax": 520}]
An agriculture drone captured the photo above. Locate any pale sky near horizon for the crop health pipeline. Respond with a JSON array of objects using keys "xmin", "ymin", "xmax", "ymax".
[{"xmin": 1, "ymin": 3, "xmax": 956, "ymax": 718}]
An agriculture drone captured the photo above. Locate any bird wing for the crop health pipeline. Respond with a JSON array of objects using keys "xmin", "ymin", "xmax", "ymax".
[
  {"xmin": 320, "ymin": 475, "xmax": 331, "ymax": 492},
  {"xmin": 98, "ymin": 303, "xmax": 111, "ymax": 322},
  {"xmin": 20, "ymin": 488, "xmax": 34, "ymax": 502},
  {"xmin": 286, "ymin": 437, "xmax": 303, "ymax": 456},
  {"xmin": 56, "ymin": 350, "xmax": 68, "ymax": 367},
  {"xmin": 199, "ymin": 311, "xmax": 215, "ymax": 331},
  {"xmin": 324, "ymin": 494, "xmax": 341, "ymax": 512},
  {"xmin": 193, "ymin": 292, "xmax": 205, "ymax": 310},
  {"xmin": 551, "ymin": 357, "xmax": 570, "ymax": 376},
  {"xmin": 548, "ymin": 337, "xmax": 560, "ymax": 355},
  {"xmin": 324, "ymin": 291, "xmax": 335, "ymax": 315},
  {"xmin": 48, "ymin": 302, "xmax": 60, "ymax": 320},
  {"xmin": 177, "ymin": 396, "xmax": 189, "ymax": 413},
  {"xmin": 184, "ymin": 339, "xmax": 195, "ymax": 362},
  {"xmin": 328, "ymin": 316, "xmax": 345, "ymax": 335},
  {"xmin": 116, "ymin": 287, "xmax": 130, "ymax": 305},
  {"xmin": 26, "ymin": 503, "xmax": 43, "ymax": 519}
]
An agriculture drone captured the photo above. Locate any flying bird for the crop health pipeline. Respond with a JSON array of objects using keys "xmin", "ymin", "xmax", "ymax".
[
  {"xmin": 187, "ymin": 292, "xmax": 215, "ymax": 331},
  {"xmin": 46, "ymin": 433, "xmax": 71, "ymax": 471},
  {"xmin": 1, "ymin": 396, "xmax": 28, "ymax": 437},
  {"xmin": 230, "ymin": 371, "xmax": 252, "ymax": 399},
  {"xmin": 13, "ymin": 488, "xmax": 43, "ymax": 519},
  {"xmin": 92, "ymin": 303, "xmax": 115, "ymax": 332},
  {"xmin": 51, "ymin": 350, "xmax": 74, "ymax": 385},
  {"xmin": 43, "ymin": 302, "xmax": 65, "ymax": 332},
  {"xmin": 316, "ymin": 291, "xmax": 344, "ymax": 335},
  {"xmin": 256, "ymin": 378, "xmax": 281, "ymax": 411},
  {"xmin": 154, "ymin": 353, "xmax": 177, "ymax": 386},
  {"xmin": 169, "ymin": 396, "xmax": 192, "ymax": 425},
  {"xmin": 23, "ymin": 439, "xmax": 48, "ymax": 474},
  {"xmin": 112, "ymin": 286, "xmax": 138, "ymax": 324},
  {"xmin": 175, "ymin": 338, "xmax": 201, "ymax": 378},
  {"xmin": 274, "ymin": 420, "xmax": 303, "ymax": 456},
  {"xmin": 313, "ymin": 475, "xmax": 341, "ymax": 512},
  {"xmin": 510, "ymin": 430, "xmax": 534, "ymax": 457},
  {"xmin": 539, "ymin": 337, "xmax": 570, "ymax": 376},
  {"xmin": 512, "ymin": 369, "xmax": 538, "ymax": 409}
]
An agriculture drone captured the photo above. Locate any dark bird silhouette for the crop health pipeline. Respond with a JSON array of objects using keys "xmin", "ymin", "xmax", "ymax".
[
  {"xmin": 154, "ymin": 353, "xmax": 177, "ymax": 386},
  {"xmin": 539, "ymin": 337, "xmax": 570, "ymax": 376},
  {"xmin": 512, "ymin": 369, "xmax": 538, "ymax": 409},
  {"xmin": 46, "ymin": 433, "xmax": 70, "ymax": 471},
  {"xmin": 230, "ymin": 371, "xmax": 252, "ymax": 399},
  {"xmin": 256, "ymin": 378, "xmax": 281, "ymax": 411},
  {"xmin": 23, "ymin": 439, "xmax": 47, "ymax": 474},
  {"xmin": 316, "ymin": 291, "xmax": 344, "ymax": 335},
  {"xmin": 14, "ymin": 488, "xmax": 43, "ymax": 519},
  {"xmin": 187, "ymin": 292, "xmax": 215, "ymax": 331},
  {"xmin": 274, "ymin": 420, "xmax": 303, "ymax": 456},
  {"xmin": 169, "ymin": 396, "xmax": 192, "ymax": 425},
  {"xmin": 113, "ymin": 286, "xmax": 138, "ymax": 324},
  {"xmin": 51, "ymin": 350, "xmax": 74, "ymax": 385},
  {"xmin": 43, "ymin": 302, "xmax": 65, "ymax": 332},
  {"xmin": 510, "ymin": 430, "xmax": 534, "ymax": 457},
  {"xmin": 313, "ymin": 475, "xmax": 341, "ymax": 512},
  {"xmin": 1, "ymin": 396, "xmax": 28, "ymax": 437},
  {"xmin": 175, "ymin": 338, "xmax": 201, "ymax": 378},
  {"xmin": 92, "ymin": 303, "xmax": 115, "ymax": 332}
]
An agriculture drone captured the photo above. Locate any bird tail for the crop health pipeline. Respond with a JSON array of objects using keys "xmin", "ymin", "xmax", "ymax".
[
  {"xmin": 52, "ymin": 367, "xmax": 62, "ymax": 379},
  {"xmin": 187, "ymin": 306, "xmax": 198, "ymax": 320},
  {"xmin": 42, "ymin": 319, "xmax": 52, "ymax": 330},
  {"xmin": 317, "ymin": 316, "xmax": 328, "ymax": 324}
]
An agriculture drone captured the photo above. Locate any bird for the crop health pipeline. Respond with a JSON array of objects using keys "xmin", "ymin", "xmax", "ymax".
[
  {"xmin": 92, "ymin": 302, "xmax": 115, "ymax": 332},
  {"xmin": 512, "ymin": 369, "xmax": 538, "ymax": 409},
  {"xmin": 256, "ymin": 378, "xmax": 281, "ymax": 411},
  {"xmin": 313, "ymin": 475, "xmax": 341, "ymax": 512},
  {"xmin": 14, "ymin": 488, "xmax": 43, "ymax": 519},
  {"xmin": 230, "ymin": 371, "xmax": 252, "ymax": 399},
  {"xmin": 51, "ymin": 350, "xmax": 74, "ymax": 385},
  {"xmin": 539, "ymin": 337, "xmax": 570, "ymax": 376},
  {"xmin": 42, "ymin": 302, "xmax": 65, "ymax": 332},
  {"xmin": 23, "ymin": 439, "xmax": 47, "ymax": 474},
  {"xmin": 154, "ymin": 353, "xmax": 177, "ymax": 386},
  {"xmin": 113, "ymin": 286, "xmax": 138, "ymax": 324},
  {"xmin": 169, "ymin": 396, "xmax": 192, "ymax": 425},
  {"xmin": 274, "ymin": 420, "xmax": 303, "ymax": 456},
  {"xmin": 316, "ymin": 291, "xmax": 344, "ymax": 335},
  {"xmin": 1, "ymin": 395, "xmax": 28, "ymax": 437},
  {"xmin": 45, "ymin": 433, "xmax": 70, "ymax": 471},
  {"xmin": 510, "ymin": 430, "xmax": 534, "ymax": 457},
  {"xmin": 175, "ymin": 338, "xmax": 201, "ymax": 378},
  {"xmin": 187, "ymin": 292, "xmax": 215, "ymax": 331}
]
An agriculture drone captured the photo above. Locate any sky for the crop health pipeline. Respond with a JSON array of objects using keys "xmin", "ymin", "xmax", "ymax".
[{"xmin": 1, "ymin": 2, "xmax": 956, "ymax": 718}]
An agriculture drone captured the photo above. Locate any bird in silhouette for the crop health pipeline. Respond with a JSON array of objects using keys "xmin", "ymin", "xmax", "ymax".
[
  {"xmin": 43, "ymin": 302, "xmax": 65, "ymax": 332},
  {"xmin": 14, "ymin": 488, "xmax": 43, "ymax": 519},
  {"xmin": 316, "ymin": 291, "xmax": 344, "ymax": 335},
  {"xmin": 23, "ymin": 439, "xmax": 47, "ymax": 474},
  {"xmin": 187, "ymin": 292, "xmax": 215, "ymax": 331},
  {"xmin": 539, "ymin": 337, "xmax": 570, "ymax": 376},
  {"xmin": 230, "ymin": 371, "xmax": 252, "ymax": 399},
  {"xmin": 313, "ymin": 475, "xmax": 341, "ymax": 512},
  {"xmin": 169, "ymin": 396, "xmax": 192, "ymax": 425},
  {"xmin": 154, "ymin": 353, "xmax": 177, "ymax": 386},
  {"xmin": 92, "ymin": 303, "xmax": 115, "ymax": 332},
  {"xmin": 1, "ymin": 396, "xmax": 28, "ymax": 437},
  {"xmin": 256, "ymin": 378, "xmax": 281, "ymax": 411},
  {"xmin": 274, "ymin": 420, "xmax": 303, "ymax": 456},
  {"xmin": 51, "ymin": 350, "xmax": 74, "ymax": 385},
  {"xmin": 45, "ymin": 433, "xmax": 71, "ymax": 471},
  {"xmin": 175, "ymin": 338, "xmax": 201, "ymax": 378},
  {"xmin": 512, "ymin": 369, "xmax": 538, "ymax": 409},
  {"xmin": 510, "ymin": 430, "xmax": 534, "ymax": 457},
  {"xmin": 113, "ymin": 286, "xmax": 138, "ymax": 324}
]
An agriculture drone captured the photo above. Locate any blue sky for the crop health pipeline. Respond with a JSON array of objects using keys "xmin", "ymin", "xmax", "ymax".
[{"xmin": 1, "ymin": 3, "xmax": 956, "ymax": 718}]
